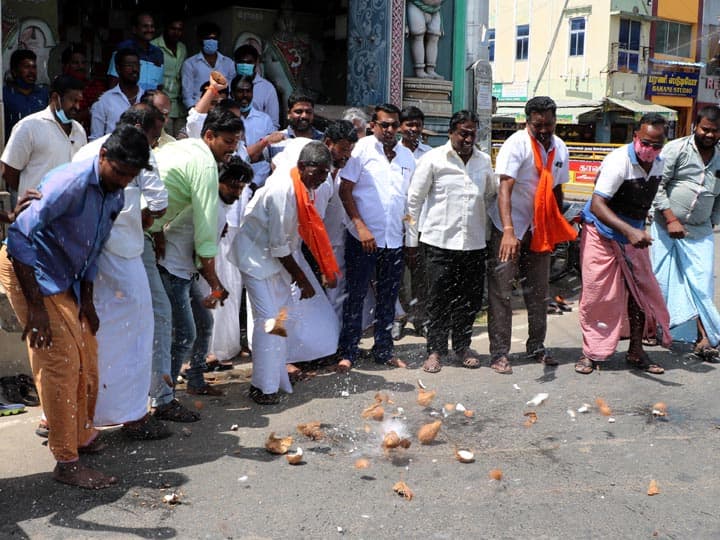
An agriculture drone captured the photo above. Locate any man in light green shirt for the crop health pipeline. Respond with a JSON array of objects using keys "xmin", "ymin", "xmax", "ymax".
[
  {"xmin": 152, "ymin": 17, "xmax": 187, "ymax": 136},
  {"xmin": 143, "ymin": 108, "xmax": 243, "ymax": 422}
]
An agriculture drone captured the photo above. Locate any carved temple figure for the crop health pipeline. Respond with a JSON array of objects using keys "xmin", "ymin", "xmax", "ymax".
[{"xmin": 406, "ymin": 0, "xmax": 445, "ymax": 80}]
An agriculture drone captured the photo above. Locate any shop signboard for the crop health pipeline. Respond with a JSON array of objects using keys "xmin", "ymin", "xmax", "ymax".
[{"xmin": 646, "ymin": 69, "xmax": 699, "ymax": 99}]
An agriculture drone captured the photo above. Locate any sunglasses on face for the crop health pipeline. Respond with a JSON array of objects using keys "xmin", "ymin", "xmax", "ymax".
[
  {"xmin": 377, "ymin": 121, "xmax": 400, "ymax": 129},
  {"xmin": 638, "ymin": 140, "xmax": 663, "ymax": 150}
]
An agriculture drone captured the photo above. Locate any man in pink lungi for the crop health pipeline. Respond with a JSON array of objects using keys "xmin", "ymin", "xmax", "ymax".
[{"xmin": 577, "ymin": 113, "xmax": 671, "ymax": 375}]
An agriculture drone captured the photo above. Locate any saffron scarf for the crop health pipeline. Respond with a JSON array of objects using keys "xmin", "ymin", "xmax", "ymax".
[
  {"xmin": 529, "ymin": 138, "xmax": 577, "ymax": 253},
  {"xmin": 291, "ymin": 167, "xmax": 341, "ymax": 282}
]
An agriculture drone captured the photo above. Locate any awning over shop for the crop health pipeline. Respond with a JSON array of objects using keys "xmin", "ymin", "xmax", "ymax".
[
  {"xmin": 494, "ymin": 104, "xmax": 601, "ymax": 124},
  {"xmin": 604, "ymin": 97, "xmax": 678, "ymax": 122}
]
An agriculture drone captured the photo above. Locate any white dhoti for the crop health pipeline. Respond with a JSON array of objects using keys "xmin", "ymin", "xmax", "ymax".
[
  {"xmin": 208, "ymin": 226, "xmax": 244, "ymax": 361},
  {"xmin": 93, "ymin": 251, "xmax": 153, "ymax": 426}
]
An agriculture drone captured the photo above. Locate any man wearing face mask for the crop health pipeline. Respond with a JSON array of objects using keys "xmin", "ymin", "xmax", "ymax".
[
  {"xmin": 181, "ymin": 22, "xmax": 236, "ymax": 111},
  {"xmin": 577, "ymin": 113, "xmax": 671, "ymax": 375},
  {"xmin": 487, "ymin": 96, "xmax": 574, "ymax": 375},
  {"xmin": 233, "ymin": 44, "xmax": 280, "ymax": 129},
  {"xmin": 2, "ymin": 75, "xmax": 86, "ymax": 198}
]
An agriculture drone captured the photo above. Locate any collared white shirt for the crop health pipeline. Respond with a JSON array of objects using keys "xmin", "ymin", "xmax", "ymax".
[
  {"xmin": 253, "ymin": 73, "xmax": 280, "ymax": 129},
  {"xmin": 412, "ymin": 142, "xmax": 432, "ymax": 160},
  {"xmin": 406, "ymin": 141, "xmax": 493, "ymax": 251},
  {"xmin": 73, "ymin": 135, "xmax": 168, "ymax": 259},
  {"xmin": 231, "ymin": 171, "xmax": 300, "ymax": 280},
  {"xmin": 341, "ymin": 135, "xmax": 415, "ymax": 249},
  {"xmin": 242, "ymin": 107, "xmax": 275, "ymax": 187},
  {"xmin": 1, "ymin": 106, "xmax": 86, "ymax": 194},
  {"xmin": 489, "ymin": 128, "xmax": 570, "ymax": 237},
  {"xmin": 161, "ymin": 201, "xmax": 229, "ymax": 279},
  {"xmin": 90, "ymin": 85, "xmax": 142, "ymax": 141},
  {"xmin": 181, "ymin": 52, "xmax": 236, "ymax": 110}
]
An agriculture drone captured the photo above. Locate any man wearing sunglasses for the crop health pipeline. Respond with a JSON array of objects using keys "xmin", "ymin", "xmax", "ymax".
[
  {"xmin": 577, "ymin": 113, "xmax": 671, "ymax": 375},
  {"xmin": 336, "ymin": 103, "xmax": 416, "ymax": 373}
]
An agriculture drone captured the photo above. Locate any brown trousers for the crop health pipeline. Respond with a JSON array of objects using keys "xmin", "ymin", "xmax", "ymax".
[{"xmin": 0, "ymin": 246, "xmax": 98, "ymax": 462}]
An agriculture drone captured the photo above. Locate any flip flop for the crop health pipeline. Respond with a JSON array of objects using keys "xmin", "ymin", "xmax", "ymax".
[
  {"xmin": 490, "ymin": 355, "xmax": 513, "ymax": 374},
  {"xmin": 460, "ymin": 350, "xmax": 481, "ymax": 369},
  {"xmin": 626, "ymin": 353, "xmax": 664, "ymax": 374},
  {"xmin": 693, "ymin": 346, "xmax": 720, "ymax": 362},
  {"xmin": 575, "ymin": 356, "xmax": 594, "ymax": 374},
  {"xmin": 422, "ymin": 353, "xmax": 442, "ymax": 373}
]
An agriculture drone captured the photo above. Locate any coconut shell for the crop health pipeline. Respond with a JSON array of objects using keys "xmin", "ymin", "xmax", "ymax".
[
  {"xmin": 416, "ymin": 389, "xmax": 436, "ymax": 407},
  {"xmin": 210, "ymin": 70, "xmax": 227, "ymax": 85},
  {"xmin": 265, "ymin": 432, "xmax": 293, "ymax": 454},
  {"xmin": 382, "ymin": 430, "xmax": 401, "ymax": 449},
  {"xmin": 418, "ymin": 420, "xmax": 442, "ymax": 444},
  {"xmin": 392, "ymin": 480, "xmax": 414, "ymax": 500},
  {"xmin": 286, "ymin": 447, "xmax": 303, "ymax": 465},
  {"xmin": 354, "ymin": 458, "xmax": 370, "ymax": 469},
  {"xmin": 296, "ymin": 421, "xmax": 324, "ymax": 440},
  {"xmin": 361, "ymin": 402, "xmax": 384, "ymax": 421},
  {"xmin": 455, "ymin": 449, "xmax": 475, "ymax": 463},
  {"xmin": 489, "ymin": 468, "xmax": 503, "ymax": 481},
  {"xmin": 647, "ymin": 479, "xmax": 660, "ymax": 496}
]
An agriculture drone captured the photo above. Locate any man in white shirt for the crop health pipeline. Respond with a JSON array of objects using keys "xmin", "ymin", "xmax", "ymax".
[
  {"xmin": 181, "ymin": 22, "xmax": 236, "ymax": 111},
  {"xmin": 2, "ymin": 75, "xmax": 86, "ymax": 197},
  {"xmin": 406, "ymin": 110, "xmax": 494, "ymax": 373},
  {"xmin": 233, "ymin": 44, "xmax": 280, "ymax": 129},
  {"xmin": 487, "ymin": 96, "xmax": 569, "ymax": 374},
  {"xmin": 230, "ymin": 142, "xmax": 336, "ymax": 404},
  {"xmin": 336, "ymin": 104, "xmax": 416, "ymax": 372},
  {"xmin": 90, "ymin": 49, "xmax": 143, "ymax": 140},
  {"xmin": 393, "ymin": 105, "xmax": 433, "ymax": 339},
  {"xmin": 72, "ymin": 104, "xmax": 170, "ymax": 439}
]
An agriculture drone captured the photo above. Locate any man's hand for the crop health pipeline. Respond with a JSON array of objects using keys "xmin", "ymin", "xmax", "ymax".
[
  {"xmin": 203, "ymin": 286, "xmax": 229, "ymax": 309},
  {"xmin": 265, "ymin": 131, "xmax": 286, "ymax": 145},
  {"xmin": 499, "ymin": 229, "xmax": 521, "ymax": 262},
  {"xmin": 22, "ymin": 304, "xmax": 52, "ymax": 348},
  {"xmin": 321, "ymin": 274, "xmax": 338, "ymax": 289},
  {"xmin": 141, "ymin": 207, "xmax": 155, "ymax": 230},
  {"xmin": 666, "ymin": 219, "xmax": 686, "ymax": 239},
  {"xmin": 79, "ymin": 302, "xmax": 100, "ymax": 335},
  {"xmin": 7, "ymin": 189, "xmax": 42, "ymax": 222},
  {"xmin": 357, "ymin": 224, "xmax": 377, "ymax": 253},
  {"xmin": 626, "ymin": 228, "xmax": 653, "ymax": 249},
  {"xmin": 152, "ymin": 231, "xmax": 166, "ymax": 260},
  {"xmin": 297, "ymin": 277, "xmax": 316, "ymax": 299},
  {"xmin": 404, "ymin": 246, "xmax": 418, "ymax": 268}
]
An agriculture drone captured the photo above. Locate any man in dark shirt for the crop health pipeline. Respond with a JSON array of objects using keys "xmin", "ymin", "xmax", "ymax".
[{"xmin": 3, "ymin": 49, "xmax": 49, "ymax": 139}]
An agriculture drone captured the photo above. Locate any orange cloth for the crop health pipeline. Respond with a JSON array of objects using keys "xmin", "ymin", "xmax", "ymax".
[
  {"xmin": 529, "ymin": 138, "xmax": 577, "ymax": 253},
  {"xmin": 291, "ymin": 167, "xmax": 341, "ymax": 282}
]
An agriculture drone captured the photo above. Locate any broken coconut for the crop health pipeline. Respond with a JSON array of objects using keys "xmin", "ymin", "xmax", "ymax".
[
  {"xmin": 595, "ymin": 397, "xmax": 612, "ymax": 416},
  {"xmin": 418, "ymin": 420, "xmax": 442, "ymax": 444},
  {"xmin": 210, "ymin": 70, "xmax": 227, "ymax": 86},
  {"xmin": 382, "ymin": 430, "xmax": 401, "ymax": 449},
  {"xmin": 264, "ymin": 307, "xmax": 288, "ymax": 337},
  {"xmin": 489, "ymin": 469, "xmax": 503, "ymax": 481},
  {"xmin": 464, "ymin": 410, "xmax": 475, "ymax": 418},
  {"xmin": 265, "ymin": 432, "xmax": 293, "ymax": 455},
  {"xmin": 647, "ymin": 479, "xmax": 660, "ymax": 496},
  {"xmin": 286, "ymin": 447, "xmax": 304, "ymax": 465},
  {"xmin": 526, "ymin": 393, "xmax": 549, "ymax": 407},
  {"xmin": 417, "ymin": 389, "xmax": 436, "ymax": 407},
  {"xmin": 297, "ymin": 421, "xmax": 325, "ymax": 440},
  {"xmin": 354, "ymin": 458, "xmax": 371, "ymax": 469},
  {"xmin": 392, "ymin": 480, "xmax": 414, "ymax": 500},
  {"xmin": 652, "ymin": 402, "xmax": 668, "ymax": 417},
  {"xmin": 523, "ymin": 411, "xmax": 538, "ymax": 427},
  {"xmin": 455, "ymin": 449, "xmax": 475, "ymax": 463},
  {"xmin": 361, "ymin": 402, "xmax": 385, "ymax": 421}
]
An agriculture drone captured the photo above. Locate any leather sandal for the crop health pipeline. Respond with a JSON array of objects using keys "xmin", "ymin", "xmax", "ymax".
[
  {"xmin": 575, "ymin": 356, "xmax": 594, "ymax": 374},
  {"xmin": 490, "ymin": 355, "xmax": 513, "ymax": 374}
]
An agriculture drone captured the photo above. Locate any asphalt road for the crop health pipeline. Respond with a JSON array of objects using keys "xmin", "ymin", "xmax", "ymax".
[{"xmin": 1, "ymin": 240, "xmax": 720, "ymax": 539}]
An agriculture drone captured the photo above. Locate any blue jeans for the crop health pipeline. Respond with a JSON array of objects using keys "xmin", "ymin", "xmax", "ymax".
[
  {"xmin": 142, "ymin": 236, "xmax": 173, "ymax": 407},
  {"xmin": 159, "ymin": 269, "xmax": 213, "ymax": 390},
  {"xmin": 338, "ymin": 233, "xmax": 404, "ymax": 364}
]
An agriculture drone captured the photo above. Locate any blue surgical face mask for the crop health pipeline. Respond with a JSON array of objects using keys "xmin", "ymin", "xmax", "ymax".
[
  {"xmin": 55, "ymin": 98, "xmax": 72, "ymax": 125},
  {"xmin": 202, "ymin": 39, "xmax": 219, "ymax": 55},
  {"xmin": 236, "ymin": 63, "xmax": 254, "ymax": 77},
  {"xmin": 240, "ymin": 103, "xmax": 252, "ymax": 113}
]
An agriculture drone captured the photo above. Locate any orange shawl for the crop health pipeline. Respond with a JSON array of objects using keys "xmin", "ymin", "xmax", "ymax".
[
  {"xmin": 529, "ymin": 138, "xmax": 577, "ymax": 253},
  {"xmin": 291, "ymin": 167, "xmax": 341, "ymax": 282}
]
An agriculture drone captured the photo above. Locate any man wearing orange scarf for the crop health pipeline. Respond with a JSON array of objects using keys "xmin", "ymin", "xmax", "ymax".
[
  {"xmin": 487, "ymin": 96, "xmax": 572, "ymax": 374},
  {"xmin": 230, "ymin": 142, "xmax": 339, "ymax": 404}
]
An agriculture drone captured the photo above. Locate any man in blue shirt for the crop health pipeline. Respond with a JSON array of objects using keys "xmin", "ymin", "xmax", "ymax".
[
  {"xmin": 107, "ymin": 12, "xmax": 164, "ymax": 91},
  {"xmin": 0, "ymin": 125, "xmax": 151, "ymax": 489},
  {"xmin": 3, "ymin": 49, "xmax": 49, "ymax": 139}
]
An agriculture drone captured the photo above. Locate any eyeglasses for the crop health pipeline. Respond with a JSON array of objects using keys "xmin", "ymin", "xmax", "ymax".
[
  {"xmin": 377, "ymin": 121, "xmax": 400, "ymax": 129},
  {"xmin": 639, "ymin": 140, "xmax": 664, "ymax": 150}
]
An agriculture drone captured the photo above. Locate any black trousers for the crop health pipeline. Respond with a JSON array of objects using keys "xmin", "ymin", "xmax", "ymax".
[{"xmin": 424, "ymin": 243, "xmax": 486, "ymax": 355}]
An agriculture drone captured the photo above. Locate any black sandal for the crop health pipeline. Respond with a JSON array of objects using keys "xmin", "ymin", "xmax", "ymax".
[
  {"xmin": 16, "ymin": 374, "xmax": 40, "ymax": 406},
  {"xmin": 249, "ymin": 385, "xmax": 280, "ymax": 405},
  {"xmin": 122, "ymin": 414, "xmax": 173, "ymax": 440},
  {"xmin": 152, "ymin": 399, "xmax": 200, "ymax": 422}
]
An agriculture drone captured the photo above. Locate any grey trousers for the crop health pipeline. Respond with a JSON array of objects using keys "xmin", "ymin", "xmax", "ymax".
[{"xmin": 487, "ymin": 227, "xmax": 550, "ymax": 360}]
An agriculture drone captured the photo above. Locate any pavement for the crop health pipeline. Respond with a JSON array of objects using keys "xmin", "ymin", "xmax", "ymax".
[{"xmin": 1, "ymin": 264, "xmax": 720, "ymax": 539}]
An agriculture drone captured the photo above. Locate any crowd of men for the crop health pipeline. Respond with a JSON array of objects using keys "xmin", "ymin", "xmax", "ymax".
[{"xmin": 2, "ymin": 12, "xmax": 720, "ymax": 490}]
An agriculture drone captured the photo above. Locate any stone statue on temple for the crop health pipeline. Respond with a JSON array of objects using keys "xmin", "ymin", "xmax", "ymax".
[{"xmin": 406, "ymin": 0, "xmax": 445, "ymax": 80}]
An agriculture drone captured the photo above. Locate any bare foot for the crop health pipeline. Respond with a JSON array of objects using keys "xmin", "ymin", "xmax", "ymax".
[
  {"xmin": 386, "ymin": 357, "xmax": 407, "ymax": 369},
  {"xmin": 53, "ymin": 462, "xmax": 118, "ymax": 489},
  {"xmin": 335, "ymin": 359, "xmax": 352, "ymax": 374}
]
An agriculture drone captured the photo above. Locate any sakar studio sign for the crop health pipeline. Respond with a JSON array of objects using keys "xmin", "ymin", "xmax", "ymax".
[{"xmin": 646, "ymin": 70, "xmax": 699, "ymax": 99}]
